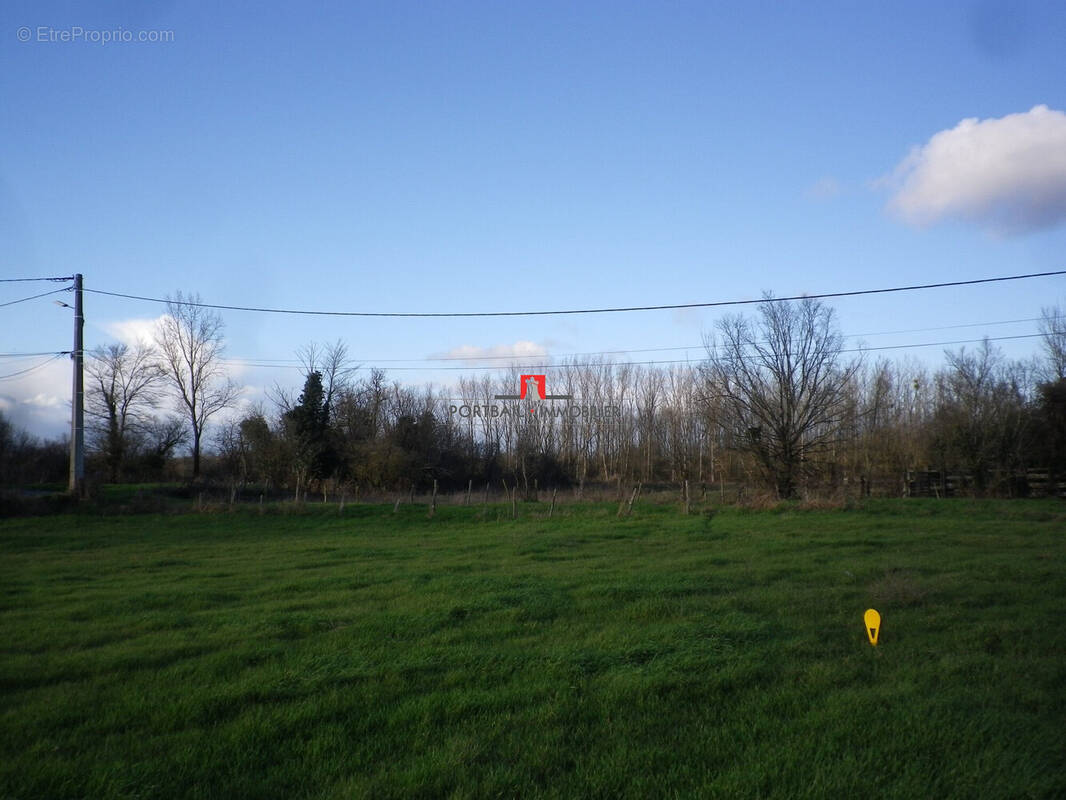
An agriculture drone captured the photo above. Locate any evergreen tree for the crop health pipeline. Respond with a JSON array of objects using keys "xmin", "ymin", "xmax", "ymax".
[{"xmin": 284, "ymin": 371, "xmax": 337, "ymax": 498}]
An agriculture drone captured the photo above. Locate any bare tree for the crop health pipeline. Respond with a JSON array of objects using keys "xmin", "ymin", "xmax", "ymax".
[
  {"xmin": 141, "ymin": 415, "xmax": 190, "ymax": 477},
  {"xmin": 297, "ymin": 339, "xmax": 357, "ymax": 412},
  {"xmin": 1039, "ymin": 304, "xmax": 1066, "ymax": 382},
  {"xmin": 267, "ymin": 340, "xmax": 356, "ymax": 421},
  {"xmin": 636, "ymin": 367, "xmax": 663, "ymax": 480},
  {"xmin": 86, "ymin": 343, "xmax": 165, "ymax": 482},
  {"xmin": 933, "ymin": 339, "xmax": 1030, "ymax": 494},
  {"xmin": 155, "ymin": 292, "xmax": 240, "ymax": 479},
  {"xmin": 704, "ymin": 295, "xmax": 861, "ymax": 498}
]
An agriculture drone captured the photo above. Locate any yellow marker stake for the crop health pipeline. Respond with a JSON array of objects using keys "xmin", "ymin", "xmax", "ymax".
[{"xmin": 864, "ymin": 608, "xmax": 881, "ymax": 646}]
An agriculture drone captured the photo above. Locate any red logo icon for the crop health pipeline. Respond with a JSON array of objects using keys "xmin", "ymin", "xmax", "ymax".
[{"xmin": 495, "ymin": 374, "xmax": 572, "ymax": 401}]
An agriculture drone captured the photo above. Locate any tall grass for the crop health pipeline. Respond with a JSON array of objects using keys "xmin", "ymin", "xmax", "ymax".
[{"xmin": 2, "ymin": 500, "xmax": 1064, "ymax": 798}]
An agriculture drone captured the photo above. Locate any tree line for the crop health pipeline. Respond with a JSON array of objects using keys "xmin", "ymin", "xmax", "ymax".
[{"xmin": 3, "ymin": 293, "xmax": 1065, "ymax": 500}]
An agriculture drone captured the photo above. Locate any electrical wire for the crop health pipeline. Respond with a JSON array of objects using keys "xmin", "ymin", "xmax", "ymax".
[
  {"xmin": 0, "ymin": 354, "xmax": 66, "ymax": 381},
  {"xmin": 219, "ymin": 314, "xmax": 1062, "ymax": 367},
  {"xmin": 390, "ymin": 332, "xmax": 1051, "ymax": 370},
  {"xmin": 0, "ymin": 351, "xmax": 69, "ymax": 359},
  {"xmin": 0, "ymin": 287, "xmax": 71, "ymax": 308},
  {"xmin": 6, "ymin": 274, "xmax": 1057, "ymax": 378},
  {"xmin": 0, "ymin": 276, "xmax": 73, "ymax": 283},
  {"xmin": 220, "ymin": 332, "xmax": 1047, "ymax": 372},
  {"xmin": 84, "ymin": 269, "xmax": 1066, "ymax": 318}
]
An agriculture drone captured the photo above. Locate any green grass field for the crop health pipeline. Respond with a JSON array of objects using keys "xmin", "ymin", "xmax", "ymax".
[{"xmin": 2, "ymin": 500, "xmax": 1065, "ymax": 799}]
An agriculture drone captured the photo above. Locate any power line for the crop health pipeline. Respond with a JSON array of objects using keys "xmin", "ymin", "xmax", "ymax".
[
  {"xmin": 219, "ymin": 314, "xmax": 1061, "ymax": 367},
  {"xmin": 0, "ymin": 351, "xmax": 69, "ymax": 359},
  {"xmin": 0, "ymin": 287, "xmax": 71, "ymax": 308},
  {"xmin": 84, "ymin": 269, "xmax": 1066, "ymax": 318},
  {"xmin": 0, "ymin": 354, "xmax": 66, "ymax": 381},
  {"xmin": 0, "ymin": 276, "xmax": 73, "ymax": 283},
  {"xmin": 221, "ymin": 332, "xmax": 1047, "ymax": 373},
  {"xmin": 394, "ymin": 332, "xmax": 1050, "ymax": 370},
  {"xmin": 841, "ymin": 314, "xmax": 1060, "ymax": 340}
]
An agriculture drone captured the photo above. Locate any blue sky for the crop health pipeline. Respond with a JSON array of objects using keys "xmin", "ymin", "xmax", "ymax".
[{"xmin": 3, "ymin": 1, "xmax": 1066, "ymax": 436}]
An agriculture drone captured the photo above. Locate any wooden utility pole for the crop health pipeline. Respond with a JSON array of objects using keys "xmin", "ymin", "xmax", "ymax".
[{"xmin": 68, "ymin": 273, "xmax": 84, "ymax": 496}]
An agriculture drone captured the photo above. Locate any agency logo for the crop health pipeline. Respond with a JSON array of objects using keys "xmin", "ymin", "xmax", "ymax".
[
  {"xmin": 448, "ymin": 373, "xmax": 619, "ymax": 419},
  {"xmin": 494, "ymin": 374, "xmax": 572, "ymax": 401}
]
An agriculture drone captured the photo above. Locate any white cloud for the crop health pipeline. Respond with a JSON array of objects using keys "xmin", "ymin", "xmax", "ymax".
[
  {"xmin": 21, "ymin": 392, "xmax": 62, "ymax": 408},
  {"xmin": 0, "ymin": 359, "xmax": 71, "ymax": 439},
  {"xmin": 883, "ymin": 105, "xmax": 1066, "ymax": 235},
  {"xmin": 101, "ymin": 315, "xmax": 168, "ymax": 347},
  {"xmin": 435, "ymin": 340, "xmax": 548, "ymax": 364}
]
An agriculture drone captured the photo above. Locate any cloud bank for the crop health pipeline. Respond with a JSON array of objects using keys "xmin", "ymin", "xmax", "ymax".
[
  {"xmin": 437, "ymin": 340, "xmax": 548, "ymax": 364},
  {"xmin": 103, "ymin": 315, "xmax": 168, "ymax": 347},
  {"xmin": 885, "ymin": 105, "xmax": 1066, "ymax": 235},
  {"xmin": 0, "ymin": 359, "xmax": 71, "ymax": 439}
]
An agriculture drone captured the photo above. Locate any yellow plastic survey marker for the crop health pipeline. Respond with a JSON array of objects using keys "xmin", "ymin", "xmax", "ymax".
[{"xmin": 864, "ymin": 608, "xmax": 881, "ymax": 646}]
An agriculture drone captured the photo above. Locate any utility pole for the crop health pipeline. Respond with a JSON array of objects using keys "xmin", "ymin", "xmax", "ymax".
[{"xmin": 69, "ymin": 273, "xmax": 84, "ymax": 496}]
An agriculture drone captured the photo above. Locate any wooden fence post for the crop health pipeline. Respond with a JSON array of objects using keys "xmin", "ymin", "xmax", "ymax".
[
  {"xmin": 618, "ymin": 484, "xmax": 639, "ymax": 517},
  {"xmin": 628, "ymin": 482, "xmax": 642, "ymax": 516}
]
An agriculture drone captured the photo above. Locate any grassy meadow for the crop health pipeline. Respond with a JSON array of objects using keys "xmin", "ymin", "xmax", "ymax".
[{"xmin": 1, "ymin": 499, "xmax": 1065, "ymax": 798}]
